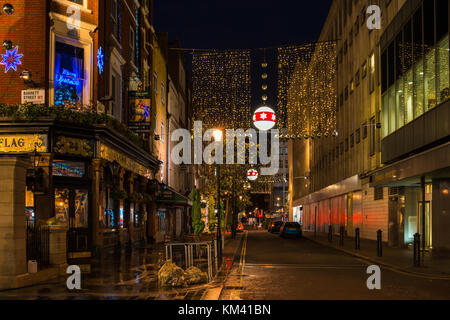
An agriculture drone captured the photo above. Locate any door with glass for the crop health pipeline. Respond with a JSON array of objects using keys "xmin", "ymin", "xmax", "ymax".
[{"xmin": 55, "ymin": 187, "xmax": 90, "ymax": 258}]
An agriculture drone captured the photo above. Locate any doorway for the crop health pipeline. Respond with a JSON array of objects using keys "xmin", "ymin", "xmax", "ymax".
[{"xmin": 55, "ymin": 187, "xmax": 91, "ymax": 259}]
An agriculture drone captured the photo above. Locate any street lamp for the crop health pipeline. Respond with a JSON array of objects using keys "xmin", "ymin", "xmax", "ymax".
[{"xmin": 213, "ymin": 129, "xmax": 223, "ymax": 262}]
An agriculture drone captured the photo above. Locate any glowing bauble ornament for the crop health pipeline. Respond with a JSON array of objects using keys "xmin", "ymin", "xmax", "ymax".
[
  {"xmin": 261, "ymin": 73, "xmax": 268, "ymax": 79},
  {"xmin": 262, "ymin": 95, "xmax": 268, "ymax": 101},
  {"xmin": 247, "ymin": 169, "xmax": 258, "ymax": 181},
  {"xmin": 262, "ymin": 84, "xmax": 268, "ymax": 90},
  {"xmin": 253, "ymin": 106, "xmax": 276, "ymax": 131}
]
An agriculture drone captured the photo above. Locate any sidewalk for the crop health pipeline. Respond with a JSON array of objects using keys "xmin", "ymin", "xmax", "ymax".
[
  {"xmin": 201, "ymin": 232, "xmax": 244, "ymax": 300},
  {"xmin": 304, "ymin": 231, "xmax": 450, "ymax": 279}
]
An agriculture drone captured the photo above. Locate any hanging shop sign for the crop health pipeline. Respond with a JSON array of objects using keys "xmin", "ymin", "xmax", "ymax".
[
  {"xmin": 128, "ymin": 91, "xmax": 152, "ymax": 134},
  {"xmin": 54, "ymin": 136, "xmax": 94, "ymax": 157},
  {"xmin": 21, "ymin": 89, "xmax": 45, "ymax": 105},
  {"xmin": 0, "ymin": 134, "xmax": 47, "ymax": 153}
]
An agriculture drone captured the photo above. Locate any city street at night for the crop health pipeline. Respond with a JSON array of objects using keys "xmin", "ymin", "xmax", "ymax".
[{"xmin": 221, "ymin": 231, "xmax": 450, "ymax": 300}]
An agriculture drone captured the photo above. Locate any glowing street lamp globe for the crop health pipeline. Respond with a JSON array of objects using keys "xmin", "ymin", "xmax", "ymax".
[
  {"xmin": 253, "ymin": 106, "xmax": 276, "ymax": 131},
  {"xmin": 247, "ymin": 169, "xmax": 259, "ymax": 181}
]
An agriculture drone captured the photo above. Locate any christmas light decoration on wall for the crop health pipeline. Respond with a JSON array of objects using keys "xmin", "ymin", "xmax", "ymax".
[
  {"xmin": 192, "ymin": 50, "xmax": 251, "ymax": 130},
  {"xmin": 97, "ymin": 47, "xmax": 104, "ymax": 75},
  {"xmin": 0, "ymin": 45, "xmax": 22, "ymax": 73}
]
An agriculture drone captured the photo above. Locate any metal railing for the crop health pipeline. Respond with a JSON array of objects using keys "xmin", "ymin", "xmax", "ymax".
[
  {"xmin": 165, "ymin": 240, "xmax": 218, "ymax": 281},
  {"xmin": 26, "ymin": 220, "xmax": 50, "ymax": 270}
]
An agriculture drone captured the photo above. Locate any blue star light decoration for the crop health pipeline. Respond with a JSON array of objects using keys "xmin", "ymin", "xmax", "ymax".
[
  {"xmin": 97, "ymin": 47, "xmax": 104, "ymax": 75},
  {"xmin": 0, "ymin": 46, "xmax": 23, "ymax": 73}
]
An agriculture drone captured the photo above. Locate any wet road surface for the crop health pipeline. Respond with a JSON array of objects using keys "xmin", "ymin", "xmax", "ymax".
[{"xmin": 220, "ymin": 231, "xmax": 450, "ymax": 300}]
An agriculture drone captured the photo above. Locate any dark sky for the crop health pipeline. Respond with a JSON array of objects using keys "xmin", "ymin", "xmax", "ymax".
[{"xmin": 154, "ymin": 0, "xmax": 333, "ymax": 49}]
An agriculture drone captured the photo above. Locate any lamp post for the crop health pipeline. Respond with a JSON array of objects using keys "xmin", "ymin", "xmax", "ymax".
[{"xmin": 212, "ymin": 129, "xmax": 223, "ymax": 262}]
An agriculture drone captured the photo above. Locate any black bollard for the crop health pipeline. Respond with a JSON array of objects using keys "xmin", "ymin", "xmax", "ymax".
[
  {"xmin": 377, "ymin": 230, "xmax": 383, "ymax": 257},
  {"xmin": 328, "ymin": 225, "xmax": 333, "ymax": 243},
  {"xmin": 414, "ymin": 233, "xmax": 421, "ymax": 267},
  {"xmin": 355, "ymin": 228, "xmax": 360, "ymax": 250},
  {"xmin": 339, "ymin": 226, "xmax": 344, "ymax": 246}
]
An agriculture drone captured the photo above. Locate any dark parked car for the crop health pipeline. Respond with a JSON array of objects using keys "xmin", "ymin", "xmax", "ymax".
[
  {"xmin": 268, "ymin": 221, "xmax": 283, "ymax": 233},
  {"xmin": 280, "ymin": 222, "xmax": 302, "ymax": 238}
]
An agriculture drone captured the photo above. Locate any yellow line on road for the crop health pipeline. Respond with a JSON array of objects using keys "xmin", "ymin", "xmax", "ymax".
[{"xmin": 231, "ymin": 230, "xmax": 248, "ymax": 300}]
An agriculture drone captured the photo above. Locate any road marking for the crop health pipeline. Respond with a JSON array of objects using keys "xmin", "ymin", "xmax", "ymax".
[
  {"xmin": 231, "ymin": 230, "xmax": 248, "ymax": 300},
  {"xmin": 244, "ymin": 263, "xmax": 366, "ymax": 270}
]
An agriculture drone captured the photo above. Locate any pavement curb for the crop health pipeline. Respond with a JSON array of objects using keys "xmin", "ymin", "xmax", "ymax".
[
  {"xmin": 305, "ymin": 235, "xmax": 450, "ymax": 280},
  {"xmin": 201, "ymin": 234, "xmax": 245, "ymax": 300}
]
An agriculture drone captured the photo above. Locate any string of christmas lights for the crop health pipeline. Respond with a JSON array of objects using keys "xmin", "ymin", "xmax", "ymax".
[{"xmin": 192, "ymin": 50, "xmax": 252, "ymax": 130}]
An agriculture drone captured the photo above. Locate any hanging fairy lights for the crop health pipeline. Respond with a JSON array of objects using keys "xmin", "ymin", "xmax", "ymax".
[
  {"xmin": 277, "ymin": 41, "xmax": 337, "ymax": 139},
  {"xmin": 192, "ymin": 50, "xmax": 252, "ymax": 130}
]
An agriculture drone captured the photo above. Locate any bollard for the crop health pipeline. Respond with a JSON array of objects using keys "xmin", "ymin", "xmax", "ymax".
[
  {"xmin": 414, "ymin": 233, "xmax": 421, "ymax": 267},
  {"xmin": 339, "ymin": 226, "xmax": 344, "ymax": 246},
  {"xmin": 355, "ymin": 228, "xmax": 360, "ymax": 250},
  {"xmin": 328, "ymin": 225, "xmax": 333, "ymax": 243},
  {"xmin": 377, "ymin": 230, "xmax": 383, "ymax": 257}
]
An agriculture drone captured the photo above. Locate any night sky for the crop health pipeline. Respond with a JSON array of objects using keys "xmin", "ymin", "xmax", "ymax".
[{"xmin": 154, "ymin": 0, "xmax": 334, "ymax": 49}]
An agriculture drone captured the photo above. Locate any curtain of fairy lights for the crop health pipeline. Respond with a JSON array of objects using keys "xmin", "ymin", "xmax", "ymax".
[
  {"xmin": 279, "ymin": 42, "xmax": 337, "ymax": 137},
  {"xmin": 192, "ymin": 50, "xmax": 251, "ymax": 130}
]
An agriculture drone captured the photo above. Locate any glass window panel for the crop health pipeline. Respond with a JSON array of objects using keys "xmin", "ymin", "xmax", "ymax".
[
  {"xmin": 388, "ymin": 87, "xmax": 396, "ymax": 135},
  {"xmin": 413, "ymin": 8, "xmax": 423, "ymax": 64},
  {"xmin": 53, "ymin": 161, "xmax": 85, "ymax": 177},
  {"xmin": 424, "ymin": 0, "xmax": 435, "ymax": 50},
  {"xmin": 437, "ymin": 36, "xmax": 449, "ymax": 104},
  {"xmin": 405, "ymin": 70, "xmax": 414, "ymax": 124},
  {"xmin": 382, "ymin": 94, "xmax": 389, "ymax": 138},
  {"xmin": 403, "ymin": 20, "xmax": 413, "ymax": 72},
  {"xmin": 414, "ymin": 59, "xmax": 425, "ymax": 118},
  {"xmin": 54, "ymin": 42, "xmax": 84, "ymax": 106},
  {"xmin": 436, "ymin": 0, "xmax": 449, "ymax": 42},
  {"xmin": 75, "ymin": 190, "xmax": 89, "ymax": 228},
  {"xmin": 55, "ymin": 188, "xmax": 69, "ymax": 226},
  {"xmin": 424, "ymin": 48, "xmax": 437, "ymax": 110},
  {"xmin": 395, "ymin": 77, "xmax": 404, "ymax": 130}
]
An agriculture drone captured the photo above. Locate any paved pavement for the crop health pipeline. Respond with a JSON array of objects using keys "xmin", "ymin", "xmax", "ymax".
[
  {"xmin": 304, "ymin": 231, "xmax": 450, "ymax": 278},
  {"xmin": 219, "ymin": 230, "xmax": 450, "ymax": 300}
]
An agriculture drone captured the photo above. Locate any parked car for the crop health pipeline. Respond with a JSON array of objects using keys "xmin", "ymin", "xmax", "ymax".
[
  {"xmin": 268, "ymin": 221, "xmax": 283, "ymax": 233},
  {"xmin": 280, "ymin": 222, "xmax": 302, "ymax": 238}
]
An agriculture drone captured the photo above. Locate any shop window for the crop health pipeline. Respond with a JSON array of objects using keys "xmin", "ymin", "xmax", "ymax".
[
  {"xmin": 403, "ymin": 20, "xmax": 413, "ymax": 73},
  {"xmin": 413, "ymin": 8, "xmax": 423, "ymax": 64},
  {"xmin": 55, "ymin": 188, "xmax": 70, "ymax": 226},
  {"xmin": 405, "ymin": 69, "xmax": 414, "ymax": 124},
  {"xmin": 25, "ymin": 187, "xmax": 35, "ymax": 222},
  {"xmin": 53, "ymin": 160, "xmax": 85, "ymax": 178},
  {"xmin": 414, "ymin": 59, "xmax": 425, "ymax": 118},
  {"xmin": 424, "ymin": 48, "xmax": 437, "ymax": 110},
  {"xmin": 54, "ymin": 42, "xmax": 85, "ymax": 106},
  {"xmin": 437, "ymin": 36, "xmax": 449, "ymax": 104},
  {"xmin": 374, "ymin": 187, "xmax": 384, "ymax": 201}
]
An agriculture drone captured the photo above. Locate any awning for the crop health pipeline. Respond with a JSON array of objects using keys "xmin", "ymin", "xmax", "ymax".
[{"xmin": 156, "ymin": 186, "xmax": 192, "ymax": 207}]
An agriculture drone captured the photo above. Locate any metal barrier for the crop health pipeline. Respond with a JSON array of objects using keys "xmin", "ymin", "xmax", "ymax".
[
  {"xmin": 26, "ymin": 220, "xmax": 50, "ymax": 270},
  {"xmin": 165, "ymin": 240, "xmax": 218, "ymax": 281}
]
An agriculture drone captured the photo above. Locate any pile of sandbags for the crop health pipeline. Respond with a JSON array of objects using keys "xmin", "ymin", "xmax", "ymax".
[{"xmin": 158, "ymin": 260, "xmax": 208, "ymax": 287}]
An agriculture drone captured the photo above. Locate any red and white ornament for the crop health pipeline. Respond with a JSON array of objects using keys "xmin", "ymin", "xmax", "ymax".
[
  {"xmin": 253, "ymin": 106, "xmax": 276, "ymax": 131},
  {"xmin": 247, "ymin": 169, "xmax": 259, "ymax": 181}
]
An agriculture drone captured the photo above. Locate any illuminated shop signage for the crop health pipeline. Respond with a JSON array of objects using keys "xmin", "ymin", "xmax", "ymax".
[{"xmin": 0, "ymin": 134, "xmax": 47, "ymax": 153}]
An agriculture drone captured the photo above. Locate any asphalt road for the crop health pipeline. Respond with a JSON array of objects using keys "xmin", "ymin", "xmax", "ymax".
[{"xmin": 220, "ymin": 230, "xmax": 450, "ymax": 300}]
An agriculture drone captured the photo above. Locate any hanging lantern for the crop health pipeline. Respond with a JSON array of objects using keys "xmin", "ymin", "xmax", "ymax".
[
  {"xmin": 261, "ymin": 62, "xmax": 268, "ymax": 68},
  {"xmin": 262, "ymin": 94, "xmax": 268, "ymax": 101},
  {"xmin": 262, "ymin": 84, "xmax": 268, "ymax": 90},
  {"xmin": 247, "ymin": 169, "xmax": 258, "ymax": 181},
  {"xmin": 253, "ymin": 106, "xmax": 276, "ymax": 131},
  {"xmin": 261, "ymin": 73, "xmax": 268, "ymax": 79}
]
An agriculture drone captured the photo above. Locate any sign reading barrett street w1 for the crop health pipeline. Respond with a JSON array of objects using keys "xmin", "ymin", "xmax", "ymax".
[{"xmin": 21, "ymin": 89, "xmax": 45, "ymax": 104}]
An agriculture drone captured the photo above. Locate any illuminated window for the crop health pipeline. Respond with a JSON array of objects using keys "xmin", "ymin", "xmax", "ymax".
[
  {"xmin": 53, "ymin": 160, "xmax": 86, "ymax": 177},
  {"xmin": 54, "ymin": 42, "xmax": 84, "ymax": 106},
  {"xmin": 437, "ymin": 36, "xmax": 449, "ymax": 104}
]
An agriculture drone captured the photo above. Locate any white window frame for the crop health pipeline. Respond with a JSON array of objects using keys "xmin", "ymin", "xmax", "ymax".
[
  {"xmin": 161, "ymin": 82, "xmax": 165, "ymax": 104},
  {"xmin": 49, "ymin": 12, "xmax": 95, "ymax": 107}
]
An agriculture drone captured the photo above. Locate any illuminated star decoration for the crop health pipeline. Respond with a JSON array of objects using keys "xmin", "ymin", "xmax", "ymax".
[
  {"xmin": 97, "ymin": 47, "xmax": 104, "ymax": 74},
  {"xmin": 0, "ymin": 46, "xmax": 23, "ymax": 73}
]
